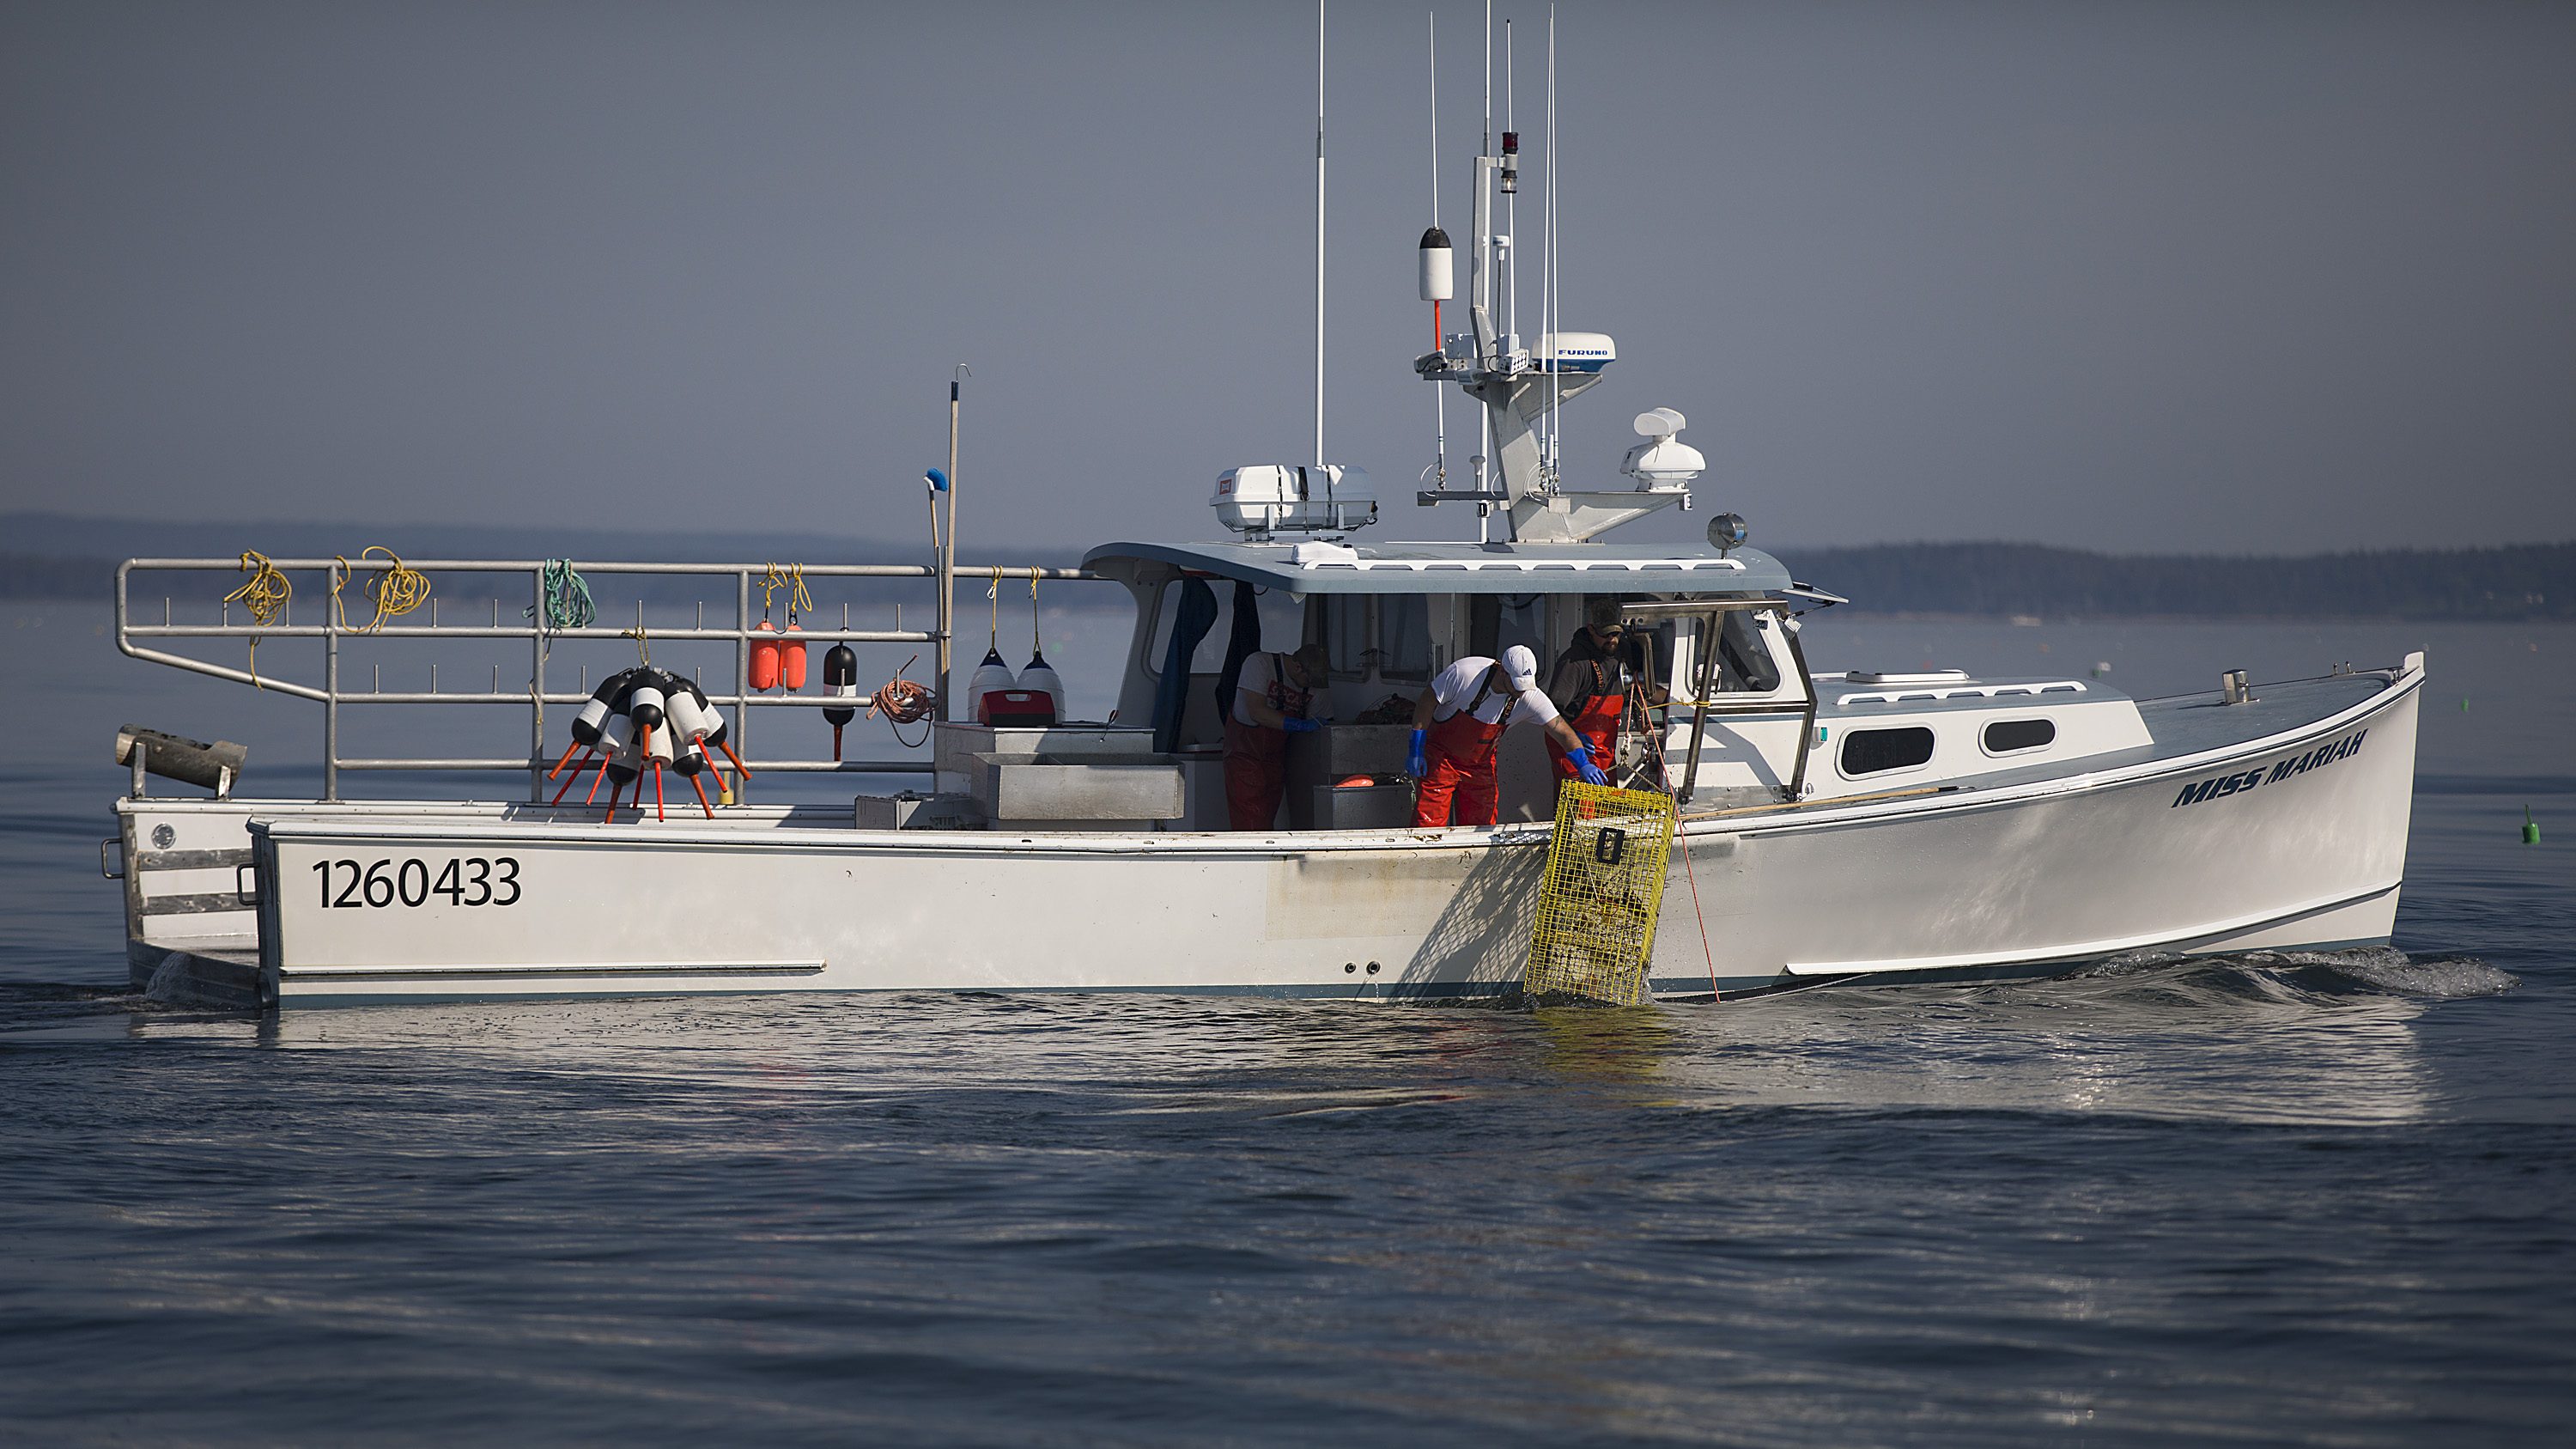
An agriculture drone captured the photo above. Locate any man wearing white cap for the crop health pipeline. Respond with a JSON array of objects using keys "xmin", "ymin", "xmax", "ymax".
[{"xmin": 1408, "ymin": 645, "xmax": 1607, "ymax": 828}]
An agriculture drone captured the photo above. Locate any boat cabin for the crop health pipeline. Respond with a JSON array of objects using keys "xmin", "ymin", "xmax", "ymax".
[{"xmin": 906, "ymin": 537, "xmax": 2152, "ymax": 834}]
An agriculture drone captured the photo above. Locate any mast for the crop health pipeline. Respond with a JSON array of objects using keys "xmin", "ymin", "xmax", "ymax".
[
  {"xmin": 1504, "ymin": 19, "xmax": 1516, "ymax": 354},
  {"xmin": 939, "ymin": 367, "xmax": 963, "ymax": 720},
  {"xmin": 1314, "ymin": 0, "xmax": 1326, "ymax": 466},
  {"xmin": 1545, "ymin": 6, "xmax": 1559, "ymax": 477},
  {"xmin": 1429, "ymin": 11, "xmax": 1447, "ymax": 492},
  {"xmin": 1411, "ymin": 5, "xmax": 1686, "ymax": 545},
  {"xmin": 1477, "ymin": 0, "xmax": 1493, "ymax": 539}
]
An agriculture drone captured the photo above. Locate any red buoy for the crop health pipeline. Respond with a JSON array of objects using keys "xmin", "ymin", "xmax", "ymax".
[
  {"xmin": 749, "ymin": 621, "xmax": 781, "ymax": 691},
  {"xmin": 779, "ymin": 621, "xmax": 809, "ymax": 691}
]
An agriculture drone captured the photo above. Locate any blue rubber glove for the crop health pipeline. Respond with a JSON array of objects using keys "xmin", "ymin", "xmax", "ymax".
[
  {"xmin": 1282, "ymin": 715, "xmax": 1321, "ymax": 734},
  {"xmin": 1574, "ymin": 754, "xmax": 1609, "ymax": 787},
  {"xmin": 1406, "ymin": 728, "xmax": 1428, "ymax": 779}
]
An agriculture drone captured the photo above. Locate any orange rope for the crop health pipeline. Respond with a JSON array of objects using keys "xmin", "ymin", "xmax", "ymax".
[
  {"xmin": 1636, "ymin": 682, "xmax": 1720, "ymax": 998},
  {"xmin": 1675, "ymin": 825, "xmax": 1720, "ymax": 999}
]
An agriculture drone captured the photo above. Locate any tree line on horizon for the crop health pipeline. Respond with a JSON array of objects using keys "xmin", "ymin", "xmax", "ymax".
[{"xmin": 1768, "ymin": 541, "xmax": 2569, "ymax": 619}]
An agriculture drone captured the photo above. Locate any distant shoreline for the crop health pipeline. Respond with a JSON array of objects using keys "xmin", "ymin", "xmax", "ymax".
[{"xmin": 3, "ymin": 520, "xmax": 2567, "ymax": 621}]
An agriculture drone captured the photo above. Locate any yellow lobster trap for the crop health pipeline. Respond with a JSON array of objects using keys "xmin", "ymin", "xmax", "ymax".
[{"xmin": 1522, "ymin": 782, "xmax": 1679, "ymax": 1005}]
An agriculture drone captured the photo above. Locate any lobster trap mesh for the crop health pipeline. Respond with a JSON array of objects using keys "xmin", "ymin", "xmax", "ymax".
[{"xmin": 1522, "ymin": 782, "xmax": 1679, "ymax": 1005}]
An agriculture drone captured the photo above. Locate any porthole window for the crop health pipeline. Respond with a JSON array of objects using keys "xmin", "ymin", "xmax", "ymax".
[
  {"xmin": 1839, "ymin": 726, "xmax": 1935, "ymax": 776},
  {"xmin": 1982, "ymin": 718, "xmax": 2056, "ymax": 755}
]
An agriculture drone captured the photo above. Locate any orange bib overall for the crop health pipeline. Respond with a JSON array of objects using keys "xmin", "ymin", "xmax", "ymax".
[
  {"xmin": 1412, "ymin": 676, "xmax": 1514, "ymax": 828},
  {"xmin": 1221, "ymin": 656, "xmax": 1312, "ymax": 830},
  {"xmin": 1547, "ymin": 661, "xmax": 1624, "ymax": 781}
]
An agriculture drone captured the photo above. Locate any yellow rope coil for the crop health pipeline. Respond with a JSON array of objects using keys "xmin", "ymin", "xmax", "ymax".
[
  {"xmin": 331, "ymin": 546, "xmax": 430, "ymax": 634},
  {"xmin": 222, "ymin": 551, "xmax": 291, "ymax": 687},
  {"xmin": 759, "ymin": 563, "xmax": 815, "ymax": 622}
]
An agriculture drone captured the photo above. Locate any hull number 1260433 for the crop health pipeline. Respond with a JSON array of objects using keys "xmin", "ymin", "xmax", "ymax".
[{"xmin": 313, "ymin": 857, "xmax": 520, "ymax": 909}]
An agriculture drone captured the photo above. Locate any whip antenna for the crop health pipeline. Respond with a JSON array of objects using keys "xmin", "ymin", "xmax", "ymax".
[
  {"xmin": 1428, "ymin": 11, "xmax": 1447, "ymax": 491},
  {"xmin": 1504, "ymin": 19, "xmax": 1516, "ymax": 350},
  {"xmin": 1546, "ymin": 5, "xmax": 1560, "ymax": 473},
  {"xmin": 1314, "ymin": 0, "xmax": 1326, "ymax": 466}
]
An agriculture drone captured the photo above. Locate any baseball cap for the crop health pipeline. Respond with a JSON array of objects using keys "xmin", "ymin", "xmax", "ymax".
[{"xmin": 1502, "ymin": 644, "xmax": 1540, "ymax": 691}]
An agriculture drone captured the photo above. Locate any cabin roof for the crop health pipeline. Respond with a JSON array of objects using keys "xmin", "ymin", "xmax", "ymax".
[{"xmin": 1079, "ymin": 539, "xmax": 1795, "ymax": 595}]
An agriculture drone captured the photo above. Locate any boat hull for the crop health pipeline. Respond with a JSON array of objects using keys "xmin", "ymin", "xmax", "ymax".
[{"xmin": 224, "ymin": 667, "xmax": 2421, "ymax": 1007}]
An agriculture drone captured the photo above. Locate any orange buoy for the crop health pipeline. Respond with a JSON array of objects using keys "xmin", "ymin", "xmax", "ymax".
[
  {"xmin": 780, "ymin": 620, "xmax": 809, "ymax": 691},
  {"xmin": 749, "ymin": 620, "xmax": 781, "ymax": 691}
]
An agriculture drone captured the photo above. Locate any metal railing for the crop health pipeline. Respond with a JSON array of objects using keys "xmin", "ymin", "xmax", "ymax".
[{"xmin": 116, "ymin": 557, "xmax": 1103, "ymax": 801}]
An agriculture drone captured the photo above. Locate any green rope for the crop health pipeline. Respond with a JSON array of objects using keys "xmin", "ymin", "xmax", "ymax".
[{"xmin": 526, "ymin": 558, "xmax": 596, "ymax": 642}]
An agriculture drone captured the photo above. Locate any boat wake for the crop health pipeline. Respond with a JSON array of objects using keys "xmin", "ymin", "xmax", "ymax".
[{"xmin": 2070, "ymin": 945, "xmax": 2514, "ymax": 1005}]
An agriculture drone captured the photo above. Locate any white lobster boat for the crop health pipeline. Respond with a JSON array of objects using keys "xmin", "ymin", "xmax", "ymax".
[{"xmin": 102, "ymin": 96, "xmax": 2421, "ymax": 1010}]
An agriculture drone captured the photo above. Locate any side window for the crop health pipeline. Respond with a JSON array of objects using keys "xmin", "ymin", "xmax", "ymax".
[
  {"xmin": 1840, "ymin": 726, "xmax": 1935, "ymax": 776},
  {"xmin": 1379, "ymin": 594, "xmax": 1433, "ymax": 681},
  {"xmin": 1319, "ymin": 596, "xmax": 1370, "ymax": 680},
  {"xmin": 1309, "ymin": 595, "xmax": 1441, "ymax": 682},
  {"xmin": 1982, "ymin": 718, "xmax": 2056, "ymax": 754},
  {"xmin": 1468, "ymin": 595, "xmax": 1546, "ymax": 661},
  {"xmin": 1716, "ymin": 611, "xmax": 1781, "ymax": 692}
]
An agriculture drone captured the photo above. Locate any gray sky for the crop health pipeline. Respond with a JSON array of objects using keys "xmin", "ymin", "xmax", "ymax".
[{"xmin": 4, "ymin": 1, "xmax": 2569, "ymax": 556}]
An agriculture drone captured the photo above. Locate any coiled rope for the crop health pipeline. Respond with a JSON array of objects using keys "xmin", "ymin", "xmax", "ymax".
[
  {"xmin": 331, "ymin": 546, "xmax": 431, "ymax": 635},
  {"xmin": 869, "ymin": 653, "xmax": 936, "ymax": 747},
  {"xmin": 222, "ymin": 551, "xmax": 291, "ymax": 687},
  {"xmin": 526, "ymin": 558, "xmax": 596, "ymax": 641}
]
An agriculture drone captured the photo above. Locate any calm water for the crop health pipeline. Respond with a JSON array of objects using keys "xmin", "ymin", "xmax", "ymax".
[{"xmin": 4, "ymin": 603, "xmax": 2571, "ymax": 1445}]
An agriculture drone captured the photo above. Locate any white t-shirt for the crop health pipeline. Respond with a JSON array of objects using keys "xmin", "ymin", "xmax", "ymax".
[
  {"xmin": 1427, "ymin": 657, "xmax": 1559, "ymax": 728},
  {"xmin": 1232, "ymin": 652, "xmax": 1327, "ymax": 728}
]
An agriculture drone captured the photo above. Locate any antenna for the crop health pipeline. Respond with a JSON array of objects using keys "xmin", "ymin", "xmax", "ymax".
[
  {"xmin": 1429, "ymin": 11, "xmax": 1446, "ymax": 491},
  {"xmin": 1504, "ymin": 19, "xmax": 1516, "ymax": 352},
  {"xmin": 1314, "ymin": 0, "xmax": 1326, "ymax": 466},
  {"xmin": 1479, "ymin": 0, "xmax": 1494, "ymax": 541},
  {"xmin": 1428, "ymin": 12, "xmax": 1439, "ymax": 232},
  {"xmin": 1546, "ymin": 6, "xmax": 1559, "ymax": 475}
]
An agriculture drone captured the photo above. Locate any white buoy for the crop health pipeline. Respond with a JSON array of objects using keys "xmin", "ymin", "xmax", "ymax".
[
  {"xmin": 665, "ymin": 680, "xmax": 714, "ymax": 745},
  {"xmin": 1019, "ymin": 648, "xmax": 1066, "ymax": 722},
  {"xmin": 967, "ymin": 646, "xmax": 1018, "ymax": 725},
  {"xmin": 1419, "ymin": 227, "xmax": 1454, "ymax": 301}
]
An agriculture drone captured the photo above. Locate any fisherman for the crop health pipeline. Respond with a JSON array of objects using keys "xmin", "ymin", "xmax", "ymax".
[
  {"xmin": 1224, "ymin": 641, "xmax": 1332, "ymax": 830},
  {"xmin": 1408, "ymin": 644, "xmax": 1607, "ymax": 828},
  {"xmin": 1544, "ymin": 599, "xmax": 1660, "ymax": 783}
]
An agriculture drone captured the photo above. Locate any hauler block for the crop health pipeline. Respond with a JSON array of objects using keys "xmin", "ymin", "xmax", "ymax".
[{"xmin": 1523, "ymin": 782, "xmax": 1678, "ymax": 1005}]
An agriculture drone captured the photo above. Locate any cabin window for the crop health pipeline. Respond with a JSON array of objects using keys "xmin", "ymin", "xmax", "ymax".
[
  {"xmin": 1982, "ymin": 718, "xmax": 2056, "ymax": 755},
  {"xmin": 1468, "ymin": 594, "xmax": 1546, "ymax": 662},
  {"xmin": 1378, "ymin": 594, "xmax": 1433, "ymax": 680},
  {"xmin": 1718, "ymin": 612, "xmax": 1781, "ymax": 691},
  {"xmin": 1144, "ymin": 581, "xmax": 1303, "ymax": 679},
  {"xmin": 1307, "ymin": 595, "xmax": 1434, "ymax": 682},
  {"xmin": 1686, "ymin": 611, "xmax": 1783, "ymax": 694},
  {"xmin": 1840, "ymin": 726, "xmax": 1935, "ymax": 776},
  {"xmin": 1315, "ymin": 597, "xmax": 1371, "ymax": 680}
]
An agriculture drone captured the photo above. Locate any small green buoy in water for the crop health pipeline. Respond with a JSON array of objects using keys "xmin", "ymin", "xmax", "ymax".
[{"xmin": 2524, "ymin": 807, "xmax": 2541, "ymax": 845}]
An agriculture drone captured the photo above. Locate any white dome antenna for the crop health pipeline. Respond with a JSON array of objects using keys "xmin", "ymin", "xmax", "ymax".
[
  {"xmin": 1620, "ymin": 408, "xmax": 1704, "ymax": 489},
  {"xmin": 1632, "ymin": 407, "xmax": 1687, "ymax": 440}
]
